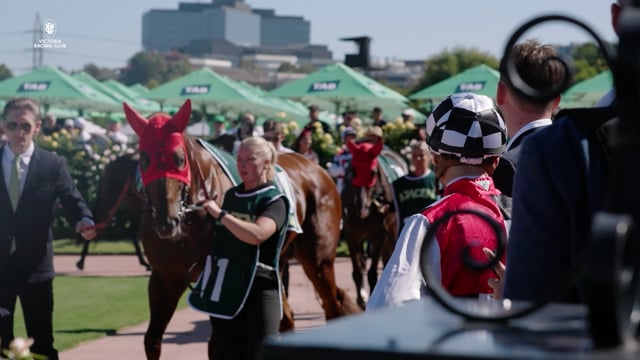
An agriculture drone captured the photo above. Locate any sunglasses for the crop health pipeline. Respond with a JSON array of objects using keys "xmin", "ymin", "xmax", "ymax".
[{"xmin": 5, "ymin": 122, "xmax": 33, "ymax": 132}]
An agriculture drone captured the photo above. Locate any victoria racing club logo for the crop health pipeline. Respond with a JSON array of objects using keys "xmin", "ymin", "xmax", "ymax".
[
  {"xmin": 34, "ymin": 18, "xmax": 66, "ymax": 49},
  {"xmin": 42, "ymin": 19, "xmax": 57, "ymax": 38}
]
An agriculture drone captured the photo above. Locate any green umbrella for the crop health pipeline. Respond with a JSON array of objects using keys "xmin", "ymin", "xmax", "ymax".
[
  {"xmin": 409, "ymin": 64, "xmax": 499, "ymax": 102},
  {"xmin": 0, "ymin": 66, "xmax": 120, "ymax": 114},
  {"xmin": 560, "ymin": 70, "xmax": 612, "ymax": 108},
  {"xmin": 234, "ymin": 80, "xmax": 313, "ymax": 127},
  {"xmin": 101, "ymin": 79, "xmax": 162, "ymax": 113},
  {"xmin": 72, "ymin": 71, "xmax": 132, "ymax": 105},
  {"xmin": 145, "ymin": 67, "xmax": 287, "ymax": 120},
  {"xmin": 128, "ymin": 83, "xmax": 150, "ymax": 95},
  {"xmin": 269, "ymin": 62, "xmax": 409, "ymax": 116}
]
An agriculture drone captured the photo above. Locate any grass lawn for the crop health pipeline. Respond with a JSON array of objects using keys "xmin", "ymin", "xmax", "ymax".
[
  {"xmin": 53, "ymin": 237, "xmax": 351, "ymax": 257},
  {"xmin": 12, "ymin": 276, "xmax": 190, "ymax": 352},
  {"xmin": 53, "ymin": 238, "xmax": 143, "ymax": 255},
  {"xmin": 13, "ymin": 236, "xmax": 345, "ymax": 352}
]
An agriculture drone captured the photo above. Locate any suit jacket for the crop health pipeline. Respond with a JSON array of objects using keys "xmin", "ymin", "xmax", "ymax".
[
  {"xmin": 492, "ymin": 125, "xmax": 548, "ymax": 197},
  {"xmin": 0, "ymin": 145, "xmax": 93, "ymax": 282},
  {"xmin": 503, "ymin": 106, "xmax": 616, "ymax": 302}
]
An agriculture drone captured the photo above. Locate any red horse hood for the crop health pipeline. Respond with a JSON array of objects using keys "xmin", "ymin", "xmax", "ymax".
[
  {"xmin": 347, "ymin": 139, "xmax": 383, "ymax": 187},
  {"xmin": 123, "ymin": 100, "xmax": 192, "ymax": 186}
]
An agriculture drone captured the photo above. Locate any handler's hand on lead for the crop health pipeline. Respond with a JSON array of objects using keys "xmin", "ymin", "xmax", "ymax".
[
  {"xmin": 202, "ymin": 199, "xmax": 221, "ymax": 218},
  {"xmin": 76, "ymin": 218, "xmax": 97, "ymax": 240}
]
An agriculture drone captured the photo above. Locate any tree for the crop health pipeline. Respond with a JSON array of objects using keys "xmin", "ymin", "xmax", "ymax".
[
  {"xmin": 119, "ymin": 51, "xmax": 191, "ymax": 86},
  {"xmin": 277, "ymin": 63, "xmax": 296, "ymax": 73},
  {"xmin": 0, "ymin": 64, "xmax": 12, "ymax": 81},
  {"xmin": 412, "ymin": 47, "xmax": 499, "ymax": 93},
  {"xmin": 164, "ymin": 50, "xmax": 192, "ymax": 81},
  {"xmin": 83, "ymin": 63, "xmax": 118, "ymax": 81},
  {"xmin": 570, "ymin": 42, "xmax": 608, "ymax": 83},
  {"xmin": 296, "ymin": 64, "xmax": 316, "ymax": 74}
]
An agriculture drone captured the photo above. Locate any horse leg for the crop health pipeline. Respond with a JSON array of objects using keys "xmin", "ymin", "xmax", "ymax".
[
  {"xmin": 76, "ymin": 237, "xmax": 90, "ymax": 270},
  {"xmin": 296, "ymin": 252, "xmax": 341, "ymax": 320},
  {"xmin": 279, "ymin": 258, "xmax": 295, "ymax": 332},
  {"xmin": 131, "ymin": 232, "xmax": 151, "ymax": 271},
  {"xmin": 345, "ymin": 233, "xmax": 367, "ymax": 310},
  {"xmin": 367, "ymin": 234, "xmax": 384, "ymax": 296},
  {"xmin": 144, "ymin": 270, "xmax": 187, "ymax": 360},
  {"xmin": 381, "ymin": 212, "xmax": 398, "ymax": 266},
  {"xmin": 366, "ymin": 227, "xmax": 391, "ymax": 296},
  {"xmin": 280, "ymin": 288, "xmax": 295, "ymax": 332},
  {"xmin": 281, "ymin": 261, "xmax": 290, "ymax": 298},
  {"xmin": 295, "ymin": 231, "xmax": 361, "ymax": 320}
]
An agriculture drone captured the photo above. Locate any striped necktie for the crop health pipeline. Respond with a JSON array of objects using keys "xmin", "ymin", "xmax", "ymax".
[{"xmin": 9, "ymin": 154, "xmax": 21, "ymax": 211}]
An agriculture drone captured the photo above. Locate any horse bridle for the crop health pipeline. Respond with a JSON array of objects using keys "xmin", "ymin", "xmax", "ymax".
[{"xmin": 141, "ymin": 146, "xmax": 216, "ymax": 221}]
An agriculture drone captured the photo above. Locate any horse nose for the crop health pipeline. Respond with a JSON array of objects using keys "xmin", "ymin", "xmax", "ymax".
[
  {"xmin": 359, "ymin": 208, "xmax": 369, "ymax": 219},
  {"xmin": 154, "ymin": 216, "xmax": 180, "ymax": 237}
]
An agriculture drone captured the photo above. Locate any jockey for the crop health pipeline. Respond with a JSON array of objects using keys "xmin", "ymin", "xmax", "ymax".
[
  {"xmin": 366, "ymin": 92, "xmax": 508, "ymax": 311},
  {"xmin": 346, "ymin": 125, "xmax": 384, "ymax": 188},
  {"xmin": 327, "ymin": 127, "xmax": 357, "ymax": 192}
]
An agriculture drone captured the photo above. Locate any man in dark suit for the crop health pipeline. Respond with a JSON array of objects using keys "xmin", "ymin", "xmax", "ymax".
[
  {"xmin": 0, "ymin": 97, "xmax": 96, "ymax": 359},
  {"xmin": 502, "ymin": 1, "xmax": 629, "ymax": 302},
  {"xmin": 503, "ymin": 106, "xmax": 616, "ymax": 301},
  {"xmin": 491, "ymin": 39, "xmax": 564, "ymax": 197}
]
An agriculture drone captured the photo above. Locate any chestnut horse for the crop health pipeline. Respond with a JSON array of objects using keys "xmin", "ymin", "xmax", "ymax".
[
  {"xmin": 75, "ymin": 152, "xmax": 151, "ymax": 271},
  {"xmin": 124, "ymin": 100, "xmax": 358, "ymax": 359},
  {"xmin": 341, "ymin": 148, "xmax": 408, "ymax": 309},
  {"xmin": 275, "ymin": 152, "xmax": 360, "ymax": 330}
]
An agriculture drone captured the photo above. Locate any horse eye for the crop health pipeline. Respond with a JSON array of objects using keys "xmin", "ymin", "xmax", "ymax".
[
  {"xmin": 140, "ymin": 152, "xmax": 151, "ymax": 172},
  {"xmin": 174, "ymin": 147, "xmax": 186, "ymax": 169}
]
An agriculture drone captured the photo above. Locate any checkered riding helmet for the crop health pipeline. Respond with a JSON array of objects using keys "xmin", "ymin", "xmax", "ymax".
[{"xmin": 426, "ymin": 92, "xmax": 507, "ymax": 164}]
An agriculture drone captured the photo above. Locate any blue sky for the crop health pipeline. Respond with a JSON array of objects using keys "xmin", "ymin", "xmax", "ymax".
[{"xmin": 1, "ymin": 0, "xmax": 616, "ymax": 75}]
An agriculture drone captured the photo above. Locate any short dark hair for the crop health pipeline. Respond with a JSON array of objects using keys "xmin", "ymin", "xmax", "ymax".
[
  {"xmin": 499, "ymin": 39, "xmax": 566, "ymax": 106},
  {"xmin": 3, "ymin": 97, "xmax": 41, "ymax": 120}
]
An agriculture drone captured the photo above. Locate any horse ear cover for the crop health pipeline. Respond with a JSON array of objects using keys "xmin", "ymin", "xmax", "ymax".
[
  {"xmin": 170, "ymin": 99, "xmax": 191, "ymax": 133},
  {"xmin": 123, "ymin": 102, "xmax": 149, "ymax": 136},
  {"xmin": 123, "ymin": 99, "xmax": 193, "ymax": 186}
]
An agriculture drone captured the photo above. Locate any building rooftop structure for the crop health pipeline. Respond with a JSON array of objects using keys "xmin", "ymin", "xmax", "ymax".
[{"xmin": 142, "ymin": 1, "xmax": 422, "ymax": 92}]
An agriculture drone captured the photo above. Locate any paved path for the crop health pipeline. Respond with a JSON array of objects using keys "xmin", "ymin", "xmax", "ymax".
[{"xmin": 55, "ymin": 255, "xmax": 367, "ymax": 359}]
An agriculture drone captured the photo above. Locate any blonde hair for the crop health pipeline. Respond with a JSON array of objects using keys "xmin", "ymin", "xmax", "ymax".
[
  {"xmin": 3, "ymin": 97, "xmax": 41, "ymax": 120},
  {"xmin": 240, "ymin": 136, "xmax": 278, "ymax": 181},
  {"xmin": 411, "ymin": 141, "xmax": 429, "ymax": 153}
]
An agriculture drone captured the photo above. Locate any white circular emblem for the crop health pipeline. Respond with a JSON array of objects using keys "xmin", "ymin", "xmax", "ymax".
[{"xmin": 43, "ymin": 19, "xmax": 57, "ymax": 37}]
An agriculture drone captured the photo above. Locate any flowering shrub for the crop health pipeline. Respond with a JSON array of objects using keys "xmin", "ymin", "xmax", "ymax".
[
  {"xmin": 282, "ymin": 121, "xmax": 338, "ymax": 167},
  {"xmin": 1, "ymin": 337, "xmax": 46, "ymax": 359},
  {"xmin": 382, "ymin": 118, "xmax": 418, "ymax": 158},
  {"xmin": 35, "ymin": 130, "xmax": 135, "ymax": 239},
  {"xmin": 281, "ymin": 117, "xmax": 417, "ymax": 169},
  {"xmin": 280, "ymin": 120, "xmax": 299, "ymax": 147}
]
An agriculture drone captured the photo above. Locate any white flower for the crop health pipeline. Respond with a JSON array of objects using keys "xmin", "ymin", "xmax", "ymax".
[{"xmin": 8, "ymin": 337, "xmax": 34, "ymax": 358}]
